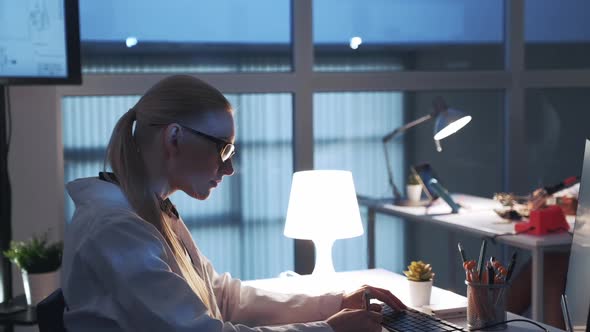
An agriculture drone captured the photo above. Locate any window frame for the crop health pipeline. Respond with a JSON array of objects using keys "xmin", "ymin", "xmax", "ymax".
[{"xmin": 54, "ymin": 0, "xmax": 590, "ymax": 281}]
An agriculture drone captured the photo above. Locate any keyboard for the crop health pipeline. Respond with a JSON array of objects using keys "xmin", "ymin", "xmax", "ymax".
[{"xmin": 382, "ymin": 305, "xmax": 466, "ymax": 332}]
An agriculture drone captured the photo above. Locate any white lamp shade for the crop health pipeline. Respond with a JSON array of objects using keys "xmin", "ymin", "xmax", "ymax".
[
  {"xmin": 284, "ymin": 170, "xmax": 364, "ymax": 240},
  {"xmin": 433, "ymin": 108, "xmax": 472, "ymax": 141}
]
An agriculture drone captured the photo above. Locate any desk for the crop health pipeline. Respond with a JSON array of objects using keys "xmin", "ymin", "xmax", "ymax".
[
  {"xmin": 359, "ymin": 194, "xmax": 573, "ymax": 323},
  {"xmin": 244, "ymin": 269, "xmax": 561, "ymax": 331},
  {"xmin": 0, "ymin": 295, "xmax": 36, "ymax": 332}
]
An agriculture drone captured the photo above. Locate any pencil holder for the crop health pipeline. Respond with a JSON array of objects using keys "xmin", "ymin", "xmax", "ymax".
[{"xmin": 465, "ymin": 281, "xmax": 508, "ymax": 330}]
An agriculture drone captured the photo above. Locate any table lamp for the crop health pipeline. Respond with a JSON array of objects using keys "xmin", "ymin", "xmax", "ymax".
[
  {"xmin": 382, "ymin": 96, "xmax": 472, "ymax": 205},
  {"xmin": 284, "ymin": 170, "xmax": 363, "ymax": 275}
]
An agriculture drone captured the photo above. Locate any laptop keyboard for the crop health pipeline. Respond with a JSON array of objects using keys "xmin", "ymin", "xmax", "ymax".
[{"xmin": 382, "ymin": 305, "xmax": 466, "ymax": 332}]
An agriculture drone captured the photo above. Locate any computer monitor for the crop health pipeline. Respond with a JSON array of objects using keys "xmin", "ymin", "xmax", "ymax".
[
  {"xmin": 564, "ymin": 139, "xmax": 590, "ymax": 331},
  {"xmin": 0, "ymin": 0, "xmax": 81, "ymax": 85}
]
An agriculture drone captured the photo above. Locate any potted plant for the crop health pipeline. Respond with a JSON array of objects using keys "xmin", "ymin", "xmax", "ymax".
[
  {"xmin": 403, "ymin": 260, "xmax": 434, "ymax": 307},
  {"xmin": 406, "ymin": 173, "xmax": 423, "ymax": 202},
  {"xmin": 3, "ymin": 233, "xmax": 63, "ymax": 306}
]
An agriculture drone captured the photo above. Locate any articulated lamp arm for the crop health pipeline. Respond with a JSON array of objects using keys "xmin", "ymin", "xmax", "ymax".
[
  {"xmin": 382, "ymin": 112, "xmax": 436, "ymax": 202},
  {"xmin": 381, "ymin": 96, "xmax": 470, "ymax": 202},
  {"xmin": 382, "ymin": 113, "xmax": 434, "ymax": 143},
  {"xmin": 382, "ymin": 142, "xmax": 402, "ymax": 200}
]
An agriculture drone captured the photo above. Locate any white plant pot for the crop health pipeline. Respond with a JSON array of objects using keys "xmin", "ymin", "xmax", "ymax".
[
  {"xmin": 407, "ymin": 279, "xmax": 433, "ymax": 307},
  {"xmin": 22, "ymin": 269, "xmax": 60, "ymax": 306},
  {"xmin": 406, "ymin": 184, "xmax": 423, "ymax": 202}
]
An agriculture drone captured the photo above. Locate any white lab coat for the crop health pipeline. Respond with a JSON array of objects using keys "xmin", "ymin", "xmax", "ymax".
[{"xmin": 62, "ymin": 177, "xmax": 342, "ymax": 331}]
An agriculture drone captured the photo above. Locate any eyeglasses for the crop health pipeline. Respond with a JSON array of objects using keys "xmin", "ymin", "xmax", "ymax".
[
  {"xmin": 182, "ymin": 126, "xmax": 235, "ymax": 162},
  {"xmin": 150, "ymin": 124, "xmax": 235, "ymax": 162}
]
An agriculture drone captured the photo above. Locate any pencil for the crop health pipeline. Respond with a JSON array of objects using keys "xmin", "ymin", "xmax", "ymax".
[
  {"xmin": 458, "ymin": 242, "xmax": 467, "ymax": 263},
  {"xmin": 477, "ymin": 239, "xmax": 487, "ymax": 282},
  {"xmin": 505, "ymin": 252, "xmax": 517, "ymax": 282}
]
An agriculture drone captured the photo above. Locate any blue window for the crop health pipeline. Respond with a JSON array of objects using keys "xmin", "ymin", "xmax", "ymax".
[{"xmin": 62, "ymin": 93, "xmax": 294, "ymax": 279}]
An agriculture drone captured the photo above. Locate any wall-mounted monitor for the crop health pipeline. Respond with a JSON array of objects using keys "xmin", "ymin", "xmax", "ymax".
[{"xmin": 0, "ymin": 0, "xmax": 81, "ymax": 85}]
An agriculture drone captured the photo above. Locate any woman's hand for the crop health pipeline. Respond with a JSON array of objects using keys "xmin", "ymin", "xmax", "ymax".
[
  {"xmin": 341, "ymin": 285, "xmax": 406, "ymax": 312},
  {"xmin": 326, "ymin": 308, "xmax": 382, "ymax": 332}
]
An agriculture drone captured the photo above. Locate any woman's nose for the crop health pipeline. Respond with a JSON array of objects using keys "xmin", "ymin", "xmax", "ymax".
[{"xmin": 221, "ymin": 158, "xmax": 234, "ymax": 176}]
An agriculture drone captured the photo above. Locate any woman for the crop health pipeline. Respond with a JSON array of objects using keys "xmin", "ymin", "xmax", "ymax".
[{"xmin": 61, "ymin": 75, "xmax": 405, "ymax": 331}]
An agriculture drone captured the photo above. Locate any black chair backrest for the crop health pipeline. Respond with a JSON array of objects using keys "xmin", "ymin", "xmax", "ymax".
[{"xmin": 36, "ymin": 288, "xmax": 67, "ymax": 332}]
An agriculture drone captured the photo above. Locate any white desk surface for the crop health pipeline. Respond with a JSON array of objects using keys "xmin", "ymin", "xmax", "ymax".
[
  {"xmin": 244, "ymin": 269, "xmax": 562, "ymax": 332},
  {"xmin": 361, "ymin": 194, "xmax": 574, "ymax": 250},
  {"xmin": 359, "ymin": 195, "xmax": 574, "ymax": 322}
]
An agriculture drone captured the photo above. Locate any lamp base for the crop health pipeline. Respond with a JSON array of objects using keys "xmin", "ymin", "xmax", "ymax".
[
  {"xmin": 393, "ymin": 198, "xmax": 431, "ymax": 207},
  {"xmin": 311, "ymin": 238, "xmax": 336, "ymax": 275}
]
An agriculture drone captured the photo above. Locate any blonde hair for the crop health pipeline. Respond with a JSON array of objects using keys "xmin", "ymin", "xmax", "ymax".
[{"xmin": 105, "ymin": 75, "xmax": 231, "ymax": 319}]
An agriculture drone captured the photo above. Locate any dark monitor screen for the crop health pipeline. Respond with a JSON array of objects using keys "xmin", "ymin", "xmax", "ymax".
[
  {"xmin": 0, "ymin": 0, "xmax": 81, "ymax": 85},
  {"xmin": 565, "ymin": 139, "xmax": 590, "ymax": 331}
]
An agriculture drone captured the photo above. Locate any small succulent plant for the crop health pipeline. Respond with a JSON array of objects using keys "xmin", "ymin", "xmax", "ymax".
[
  {"xmin": 403, "ymin": 260, "xmax": 434, "ymax": 282},
  {"xmin": 407, "ymin": 173, "xmax": 421, "ymax": 185}
]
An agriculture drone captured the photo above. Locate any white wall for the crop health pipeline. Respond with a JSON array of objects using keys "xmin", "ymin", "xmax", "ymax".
[{"xmin": 8, "ymin": 86, "xmax": 63, "ymax": 332}]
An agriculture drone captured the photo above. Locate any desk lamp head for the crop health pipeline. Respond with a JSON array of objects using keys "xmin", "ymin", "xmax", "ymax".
[
  {"xmin": 432, "ymin": 97, "xmax": 472, "ymax": 149},
  {"xmin": 284, "ymin": 170, "xmax": 363, "ymax": 275},
  {"xmin": 382, "ymin": 96, "xmax": 472, "ymax": 203}
]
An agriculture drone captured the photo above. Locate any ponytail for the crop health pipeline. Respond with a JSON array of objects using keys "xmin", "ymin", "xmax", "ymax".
[{"xmin": 106, "ymin": 107, "xmax": 222, "ymax": 319}]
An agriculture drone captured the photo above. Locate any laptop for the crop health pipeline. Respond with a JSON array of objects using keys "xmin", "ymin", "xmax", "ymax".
[{"xmin": 561, "ymin": 139, "xmax": 590, "ymax": 332}]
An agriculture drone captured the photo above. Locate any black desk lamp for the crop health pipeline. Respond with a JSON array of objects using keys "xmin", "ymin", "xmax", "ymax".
[{"xmin": 382, "ymin": 97, "xmax": 472, "ymax": 205}]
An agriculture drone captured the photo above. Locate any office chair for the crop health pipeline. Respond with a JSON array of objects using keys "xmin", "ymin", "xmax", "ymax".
[{"xmin": 36, "ymin": 288, "xmax": 67, "ymax": 332}]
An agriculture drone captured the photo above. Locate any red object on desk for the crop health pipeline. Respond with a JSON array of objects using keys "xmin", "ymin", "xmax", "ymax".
[{"xmin": 514, "ymin": 205, "xmax": 570, "ymax": 235}]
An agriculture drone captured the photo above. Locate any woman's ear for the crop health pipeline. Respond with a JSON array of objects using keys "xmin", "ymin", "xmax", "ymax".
[{"xmin": 163, "ymin": 123, "xmax": 183, "ymax": 155}]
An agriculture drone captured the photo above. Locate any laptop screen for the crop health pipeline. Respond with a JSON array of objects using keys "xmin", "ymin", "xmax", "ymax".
[{"xmin": 565, "ymin": 139, "xmax": 590, "ymax": 331}]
